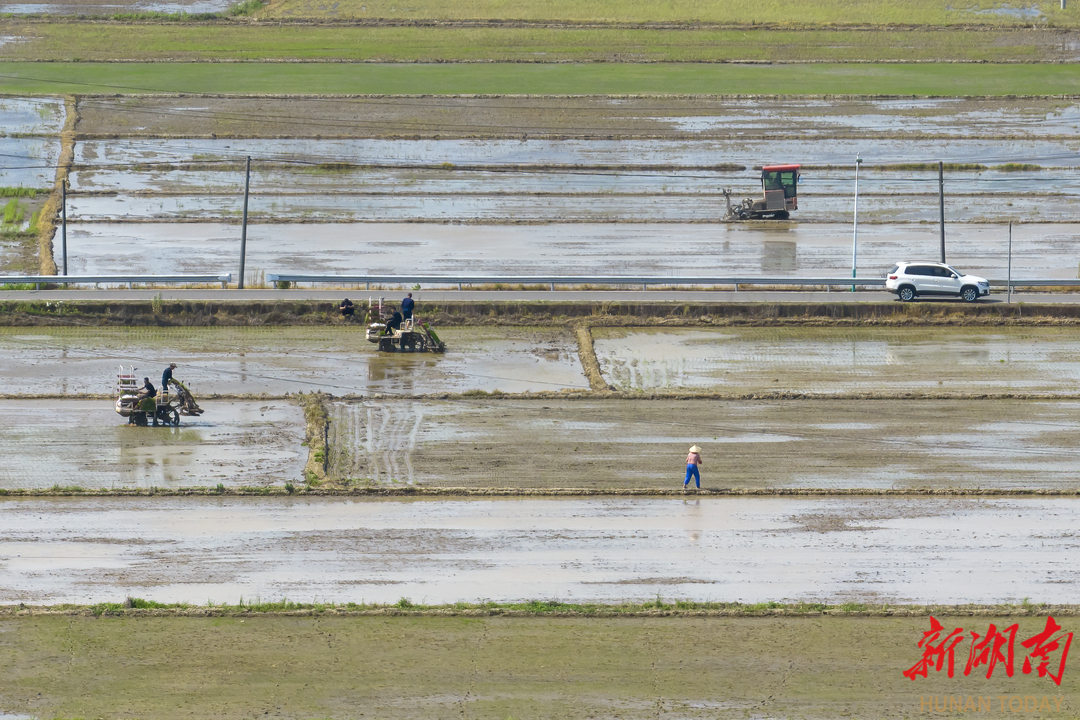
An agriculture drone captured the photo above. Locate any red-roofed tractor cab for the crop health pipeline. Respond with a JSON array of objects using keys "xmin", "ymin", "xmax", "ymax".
[{"xmin": 724, "ymin": 164, "xmax": 801, "ymax": 220}]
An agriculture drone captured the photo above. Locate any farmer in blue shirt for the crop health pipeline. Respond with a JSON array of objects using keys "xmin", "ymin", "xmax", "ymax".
[
  {"xmin": 162, "ymin": 363, "xmax": 176, "ymax": 391},
  {"xmin": 401, "ymin": 292, "xmax": 415, "ymax": 320}
]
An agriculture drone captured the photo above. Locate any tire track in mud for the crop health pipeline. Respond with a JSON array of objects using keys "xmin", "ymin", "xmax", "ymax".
[{"xmin": 329, "ymin": 401, "xmax": 423, "ymax": 484}]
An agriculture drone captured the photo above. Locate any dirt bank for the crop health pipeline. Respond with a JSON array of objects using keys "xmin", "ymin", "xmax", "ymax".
[{"xmin": 1, "ymin": 298, "xmax": 1078, "ymax": 327}]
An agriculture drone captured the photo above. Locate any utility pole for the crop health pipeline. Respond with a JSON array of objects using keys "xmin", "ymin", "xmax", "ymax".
[
  {"xmin": 238, "ymin": 156, "xmax": 250, "ymax": 290},
  {"xmin": 1007, "ymin": 221, "xmax": 1013, "ymax": 304},
  {"xmin": 939, "ymin": 161, "xmax": 946, "ymax": 263},
  {"xmin": 61, "ymin": 179, "xmax": 67, "ymax": 276},
  {"xmin": 851, "ymin": 154, "xmax": 862, "ymax": 291}
]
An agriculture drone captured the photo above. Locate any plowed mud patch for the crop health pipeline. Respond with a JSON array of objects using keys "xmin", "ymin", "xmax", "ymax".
[
  {"xmin": 326, "ymin": 397, "xmax": 1080, "ymax": 490},
  {"xmin": 595, "ymin": 325, "xmax": 1080, "ymax": 394},
  {"xmin": 0, "ymin": 399, "xmax": 305, "ymax": 488},
  {"xmin": 72, "ymin": 96, "xmax": 1080, "ymax": 140},
  {"xmin": 1, "ymin": 495, "xmax": 1078, "ymax": 605},
  {"xmin": 0, "ymin": 325, "xmax": 585, "ymax": 396},
  {"xmin": 2, "ymin": 613, "xmax": 1075, "ymax": 720}
]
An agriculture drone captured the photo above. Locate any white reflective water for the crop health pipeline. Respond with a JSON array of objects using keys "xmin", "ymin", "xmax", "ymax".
[{"xmin": 0, "ymin": 496, "xmax": 1074, "ymax": 605}]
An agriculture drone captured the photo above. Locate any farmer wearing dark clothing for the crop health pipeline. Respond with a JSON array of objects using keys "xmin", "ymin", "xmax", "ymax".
[
  {"xmin": 401, "ymin": 293, "xmax": 415, "ymax": 320},
  {"xmin": 339, "ymin": 298, "xmax": 355, "ymax": 317},
  {"xmin": 386, "ymin": 310, "xmax": 403, "ymax": 332},
  {"xmin": 162, "ymin": 363, "xmax": 176, "ymax": 391},
  {"xmin": 138, "ymin": 378, "xmax": 156, "ymax": 400}
]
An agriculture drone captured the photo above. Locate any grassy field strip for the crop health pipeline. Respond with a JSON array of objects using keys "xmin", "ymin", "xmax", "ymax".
[
  {"xmin": 0, "ymin": 23, "xmax": 1073, "ymax": 62},
  {"xmin": 1, "ymin": 61, "xmax": 1079, "ymax": 95}
]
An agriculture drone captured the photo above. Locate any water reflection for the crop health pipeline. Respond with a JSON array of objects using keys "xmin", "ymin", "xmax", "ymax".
[
  {"xmin": 761, "ymin": 240, "xmax": 797, "ymax": 273},
  {"xmin": 117, "ymin": 424, "xmax": 199, "ymax": 487}
]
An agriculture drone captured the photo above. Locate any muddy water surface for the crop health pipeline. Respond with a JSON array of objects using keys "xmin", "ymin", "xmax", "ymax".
[
  {"xmin": 55, "ymin": 221, "xmax": 1080, "ymax": 278},
  {"xmin": 0, "ymin": 326, "xmax": 586, "ymax": 396},
  {"xmin": 72, "ymin": 135, "xmax": 1080, "ymax": 169},
  {"xmin": 0, "ymin": 399, "xmax": 305, "ymax": 488},
  {"xmin": 328, "ymin": 397, "xmax": 1080, "ymax": 490},
  {"xmin": 0, "ymin": 0, "xmax": 228, "ymax": 12},
  {"xmin": 0, "ymin": 496, "xmax": 1074, "ymax": 605},
  {"xmin": 44, "ymin": 96, "xmax": 1080, "ymax": 279},
  {"xmin": 596, "ymin": 326, "xmax": 1080, "ymax": 394},
  {"xmin": 72, "ymin": 96, "xmax": 1080, "ymax": 139}
]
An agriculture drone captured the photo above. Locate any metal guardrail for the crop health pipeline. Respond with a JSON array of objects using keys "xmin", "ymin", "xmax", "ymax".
[
  {"xmin": 0, "ymin": 274, "xmax": 233, "ymax": 290},
  {"xmin": 988, "ymin": 279, "xmax": 1080, "ymax": 287},
  {"xmin": 267, "ymin": 274, "xmax": 890, "ymax": 291},
  {"xmin": 269, "ymin": 273, "xmax": 1080, "ymax": 292},
  {"xmin": 2, "ymin": 272, "xmax": 1072, "ymax": 293}
]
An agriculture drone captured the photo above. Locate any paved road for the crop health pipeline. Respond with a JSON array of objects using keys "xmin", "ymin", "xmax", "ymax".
[{"xmin": 0, "ymin": 288, "xmax": 1071, "ymax": 303}]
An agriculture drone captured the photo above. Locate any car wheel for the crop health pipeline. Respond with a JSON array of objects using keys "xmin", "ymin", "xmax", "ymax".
[
  {"xmin": 898, "ymin": 285, "xmax": 916, "ymax": 302},
  {"xmin": 961, "ymin": 286, "xmax": 979, "ymax": 303}
]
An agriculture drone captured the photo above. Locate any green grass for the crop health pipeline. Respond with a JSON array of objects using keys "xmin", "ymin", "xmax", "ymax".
[
  {"xmin": 0, "ymin": 24, "xmax": 1070, "ymax": 62},
  {"xmin": 881, "ymin": 162, "xmax": 989, "ymax": 171},
  {"xmin": 1, "ymin": 198, "xmax": 24, "ymax": 226},
  {"xmin": 0, "ymin": 187, "xmax": 40, "ymax": 198},
  {"xmin": 0, "ymin": 61, "xmax": 1078, "ymax": 96},
  {"xmin": 15, "ymin": 598, "xmax": 1065, "ymax": 617}
]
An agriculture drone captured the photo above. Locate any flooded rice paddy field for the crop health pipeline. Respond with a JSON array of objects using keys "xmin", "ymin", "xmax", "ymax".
[
  {"xmin": 0, "ymin": 325, "xmax": 585, "ymax": 396},
  {"xmin": 63, "ymin": 135, "xmax": 1080, "ymax": 227},
  {"xmin": 5, "ymin": 327, "xmax": 1080, "ymax": 490},
  {"xmin": 0, "ymin": 0, "xmax": 230, "ymax": 13},
  {"xmin": 56, "ymin": 221, "xmax": 1080, "ymax": 278},
  {"xmin": 0, "ymin": 399, "xmax": 305, "ymax": 489},
  {"xmin": 70, "ymin": 96, "xmax": 1080, "ymax": 140},
  {"xmin": 0, "ymin": 495, "xmax": 1076, "ymax": 604},
  {"xmin": 330, "ymin": 397, "xmax": 1080, "ymax": 490},
  {"xmin": 595, "ymin": 326, "xmax": 1080, "ymax": 394},
  {"xmin": 5, "ymin": 95, "xmax": 1080, "ymax": 620},
  {"xmin": 4, "ymin": 95, "xmax": 1077, "ymax": 277}
]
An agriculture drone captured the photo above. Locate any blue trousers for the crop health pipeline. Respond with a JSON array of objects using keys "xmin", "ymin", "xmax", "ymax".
[{"xmin": 684, "ymin": 464, "xmax": 700, "ymax": 487}]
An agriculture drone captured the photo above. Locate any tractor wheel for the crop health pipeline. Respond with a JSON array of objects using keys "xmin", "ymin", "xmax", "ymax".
[
  {"xmin": 378, "ymin": 338, "xmax": 394, "ymax": 352},
  {"xmin": 400, "ymin": 336, "xmax": 417, "ymax": 352},
  {"xmin": 774, "ymin": 211, "xmax": 790, "ymax": 220},
  {"xmin": 166, "ymin": 407, "xmax": 181, "ymax": 426},
  {"xmin": 133, "ymin": 412, "xmax": 148, "ymax": 427}
]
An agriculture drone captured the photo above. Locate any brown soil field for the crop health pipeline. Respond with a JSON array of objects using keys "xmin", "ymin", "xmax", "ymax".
[
  {"xmin": 72, "ymin": 94, "xmax": 1080, "ymax": 140},
  {"xmin": 2, "ymin": 613, "xmax": 1075, "ymax": 719},
  {"xmin": 0, "ymin": 298, "xmax": 1070, "ymax": 327}
]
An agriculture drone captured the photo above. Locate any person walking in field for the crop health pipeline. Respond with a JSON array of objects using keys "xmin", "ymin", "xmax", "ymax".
[{"xmin": 684, "ymin": 444, "xmax": 702, "ymax": 490}]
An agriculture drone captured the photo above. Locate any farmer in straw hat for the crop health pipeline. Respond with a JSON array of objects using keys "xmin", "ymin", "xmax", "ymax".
[{"xmin": 684, "ymin": 444, "xmax": 702, "ymax": 490}]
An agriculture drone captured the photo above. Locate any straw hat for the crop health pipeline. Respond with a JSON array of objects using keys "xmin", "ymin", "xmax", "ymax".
[{"xmin": 689, "ymin": 445, "xmax": 701, "ymax": 453}]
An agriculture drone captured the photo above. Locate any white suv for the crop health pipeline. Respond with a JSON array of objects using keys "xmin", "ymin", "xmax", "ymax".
[{"xmin": 886, "ymin": 261, "xmax": 991, "ymax": 303}]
